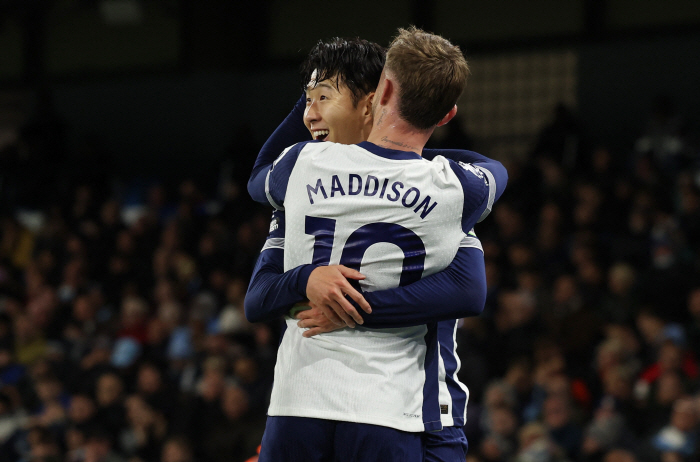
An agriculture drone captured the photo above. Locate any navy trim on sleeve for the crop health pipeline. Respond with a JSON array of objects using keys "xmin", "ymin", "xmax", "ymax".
[{"xmin": 448, "ymin": 161, "xmax": 490, "ymax": 234}]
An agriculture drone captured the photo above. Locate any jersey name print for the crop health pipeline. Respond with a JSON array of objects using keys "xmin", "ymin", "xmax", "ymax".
[
  {"xmin": 265, "ymin": 140, "xmax": 490, "ymax": 432},
  {"xmin": 304, "ymin": 172, "xmax": 439, "ymax": 220}
]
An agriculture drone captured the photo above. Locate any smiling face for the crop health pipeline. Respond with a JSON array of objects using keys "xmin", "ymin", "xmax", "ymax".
[{"xmin": 304, "ymin": 73, "xmax": 373, "ymax": 145}]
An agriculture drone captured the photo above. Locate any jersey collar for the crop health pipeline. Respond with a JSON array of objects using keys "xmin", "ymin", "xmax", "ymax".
[{"xmin": 357, "ymin": 141, "xmax": 423, "ymax": 161}]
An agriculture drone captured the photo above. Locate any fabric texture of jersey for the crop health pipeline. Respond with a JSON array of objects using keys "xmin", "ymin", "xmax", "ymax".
[{"xmin": 265, "ymin": 141, "xmax": 491, "ymax": 432}]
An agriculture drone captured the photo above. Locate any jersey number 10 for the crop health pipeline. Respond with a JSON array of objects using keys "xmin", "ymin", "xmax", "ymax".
[{"xmin": 305, "ymin": 216, "xmax": 427, "ymax": 288}]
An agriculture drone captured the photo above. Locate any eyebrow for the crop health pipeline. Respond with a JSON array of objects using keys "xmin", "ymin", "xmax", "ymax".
[{"xmin": 307, "ymin": 82, "xmax": 336, "ymax": 92}]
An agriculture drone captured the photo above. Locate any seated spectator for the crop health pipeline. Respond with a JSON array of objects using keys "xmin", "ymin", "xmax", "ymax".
[
  {"xmin": 161, "ymin": 435, "xmax": 194, "ymax": 462},
  {"xmin": 603, "ymin": 448, "xmax": 638, "ymax": 462},
  {"xmin": 652, "ymin": 396, "xmax": 698, "ymax": 458},
  {"xmin": 120, "ymin": 394, "xmax": 167, "ymax": 462},
  {"xmin": 514, "ymin": 421, "xmax": 568, "ymax": 462},
  {"xmin": 84, "ymin": 426, "xmax": 125, "ymax": 462},
  {"xmin": 94, "ymin": 372, "xmax": 126, "ymax": 436},
  {"xmin": 542, "ymin": 394, "xmax": 583, "ymax": 460},
  {"xmin": 581, "ymin": 397, "xmax": 637, "ymax": 460}
]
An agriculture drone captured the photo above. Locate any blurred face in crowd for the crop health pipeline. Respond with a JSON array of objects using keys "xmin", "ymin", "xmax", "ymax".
[
  {"xmin": 688, "ymin": 288, "xmax": 700, "ymax": 320},
  {"xmin": 72, "ymin": 295, "xmax": 94, "ymax": 322},
  {"xmin": 96, "ymin": 373, "xmax": 123, "ymax": 407},
  {"xmin": 543, "ymin": 395, "xmax": 571, "ymax": 429},
  {"xmin": 125, "ymin": 395, "xmax": 155, "ymax": 427},
  {"xmin": 35, "ymin": 378, "xmax": 61, "ymax": 403},
  {"xmin": 671, "ymin": 398, "xmax": 698, "ymax": 431},
  {"xmin": 69, "ymin": 394, "xmax": 95, "ymax": 423},
  {"xmin": 221, "ymin": 385, "xmax": 249, "ymax": 421},
  {"xmin": 162, "ymin": 439, "xmax": 193, "ymax": 462},
  {"xmin": 658, "ymin": 342, "xmax": 682, "ymax": 372},
  {"xmin": 304, "ymin": 72, "xmax": 374, "ymax": 145},
  {"xmin": 0, "ymin": 348, "xmax": 12, "ymax": 368},
  {"xmin": 489, "ymin": 407, "xmax": 517, "ymax": 437},
  {"xmin": 604, "ymin": 449, "xmax": 638, "ymax": 462},
  {"xmin": 137, "ymin": 364, "xmax": 162, "ymax": 394},
  {"xmin": 655, "ymin": 371, "xmax": 683, "ymax": 405}
]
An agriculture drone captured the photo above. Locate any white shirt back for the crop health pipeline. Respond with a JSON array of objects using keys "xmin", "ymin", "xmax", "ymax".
[{"xmin": 265, "ymin": 140, "xmax": 489, "ymax": 432}]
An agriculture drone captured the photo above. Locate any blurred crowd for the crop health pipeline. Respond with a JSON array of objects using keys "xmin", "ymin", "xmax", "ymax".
[{"xmin": 0, "ymin": 93, "xmax": 699, "ymax": 462}]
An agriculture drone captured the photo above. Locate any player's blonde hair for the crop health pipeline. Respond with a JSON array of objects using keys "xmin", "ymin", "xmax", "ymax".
[{"xmin": 385, "ymin": 26, "xmax": 469, "ymax": 130}]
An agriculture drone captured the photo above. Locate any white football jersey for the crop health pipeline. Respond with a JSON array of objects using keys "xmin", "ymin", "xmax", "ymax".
[{"xmin": 264, "ymin": 140, "xmax": 492, "ymax": 432}]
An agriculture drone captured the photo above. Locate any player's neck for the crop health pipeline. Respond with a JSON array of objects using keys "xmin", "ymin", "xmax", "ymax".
[{"xmin": 366, "ymin": 111, "xmax": 431, "ymax": 156}]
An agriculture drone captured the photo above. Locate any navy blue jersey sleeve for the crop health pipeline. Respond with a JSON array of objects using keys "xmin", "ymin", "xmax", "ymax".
[
  {"xmin": 449, "ymin": 160, "xmax": 492, "ymax": 233},
  {"xmin": 248, "ymin": 93, "xmax": 311, "ymax": 204},
  {"xmin": 265, "ymin": 141, "xmax": 314, "ymax": 209},
  {"xmin": 361, "ymin": 246, "xmax": 486, "ymax": 328},
  {"xmin": 425, "ymin": 148, "xmax": 508, "ymax": 205},
  {"xmin": 244, "ymin": 213, "xmax": 319, "ymax": 322}
]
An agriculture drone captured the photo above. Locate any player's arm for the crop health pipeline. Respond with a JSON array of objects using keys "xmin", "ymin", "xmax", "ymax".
[
  {"xmin": 298, "ymin": 242, "xmax": 486, "ymax": 336},
  {"xmin": 244, "ymin": 211, "xmax": 370, "ymax": 327},
  {"xmin": 248, "ymin": 237, "xmax": 486, "ymax": 333},
  {"xmin": 248, "ymin": 93, "xmax": 311, "ymax": 204},
  {"xmin": 244, "ymin": 211, "xmax": 317, "ymax": 323}
]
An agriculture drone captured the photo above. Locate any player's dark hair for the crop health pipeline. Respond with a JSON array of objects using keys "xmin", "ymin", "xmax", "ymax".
[{"xmin": 300, "ymin": 37, "xmax": 386, "ymax": 107}]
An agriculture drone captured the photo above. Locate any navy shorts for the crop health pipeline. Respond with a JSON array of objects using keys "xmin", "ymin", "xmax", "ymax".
[
  {"xmin": 423, "ymin": 426, "xmax": 468, "ymax": 462},
  {"xmin": 258, "ymin": 416, "xmax": 424, "ymax": 462}
]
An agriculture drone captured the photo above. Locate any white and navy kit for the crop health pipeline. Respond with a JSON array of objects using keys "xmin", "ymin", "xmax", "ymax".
[
  {"xmin": 262, "ymin": 140, "xmax": 495, "ymax": 432},
  {"xmin": 251, "ymin": 210, "xmax": 482, "ymax": 431}
]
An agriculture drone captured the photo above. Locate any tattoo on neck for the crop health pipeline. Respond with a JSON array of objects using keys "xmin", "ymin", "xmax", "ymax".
[
  {"xmin": 377, "ymin": 109, "xmax": 387, "ymax": 126},
  {"xmin": 381, "ymin": 136, "xmax": 416, "ymax": 151}
]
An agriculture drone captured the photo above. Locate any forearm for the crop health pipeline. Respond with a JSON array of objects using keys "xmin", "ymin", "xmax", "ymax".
[
  {"xmin": 360, "ymin": 247, "xmax": 486, "ymax": 328},
  {"xmin": 244, "ymin": 248, "xmax": 318, "ymax": 323},
  {"xmin": 248, "ymin": 93, "xmax": 311, "ymax": 203}
]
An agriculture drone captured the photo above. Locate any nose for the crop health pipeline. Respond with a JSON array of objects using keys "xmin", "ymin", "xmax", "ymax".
[{"xmin": 304, "ymin": 100, "xmax": 321, "ymax": 126}]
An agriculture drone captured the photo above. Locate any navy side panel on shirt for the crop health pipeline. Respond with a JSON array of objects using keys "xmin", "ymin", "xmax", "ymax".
[
  {"xmin": 438, "ymin": 320, "xmax": 468, "ymax": 426},
  {"xmin": 422, "ymin": 323, "xmax": 442, "ymax": 432}
]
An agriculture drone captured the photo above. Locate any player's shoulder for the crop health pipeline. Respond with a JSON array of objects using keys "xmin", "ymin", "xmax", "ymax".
[
  {"xmin": 271, "ymin": 140, "xmax": 327, "ymax": 170},
  {"xmin": 440, "ymin": 157, "xmax": 488, "ymax": 185}
]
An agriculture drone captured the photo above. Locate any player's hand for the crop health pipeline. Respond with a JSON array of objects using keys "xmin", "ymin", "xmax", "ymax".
[
  {"xmin": 296, "ymin": 304, "xmax": 345, "ymax": 337},
  {"xmin": 306, "ymin": 265, "xmax": 372, "ymax": 328},
  {"xmin": 291, "ymin": 301, "xmax": 345, "ymax": 327}
]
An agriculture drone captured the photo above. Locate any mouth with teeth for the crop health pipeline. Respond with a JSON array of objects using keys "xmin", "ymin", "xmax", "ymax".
[{"xmin": 312, "ymin": 129, "xmax": 329, "ymax": 141}]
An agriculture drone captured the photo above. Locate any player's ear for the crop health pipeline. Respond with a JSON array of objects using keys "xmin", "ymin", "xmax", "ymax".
[
  {"xmin": 378, "ymin": 77, "xmax": 393, "ymax": 106},
  {"xmin": 437, "ymin": 105, "xmax": 458, "ymax": 127},
  {"xmin": 363, "ymin": 92, "xmax": 375, "ymax": 118}
]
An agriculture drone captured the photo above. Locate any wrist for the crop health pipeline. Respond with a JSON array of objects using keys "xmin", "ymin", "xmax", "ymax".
[{"xmin": 298, "ymin": 264, "xmax": 321, "ymax": 297}]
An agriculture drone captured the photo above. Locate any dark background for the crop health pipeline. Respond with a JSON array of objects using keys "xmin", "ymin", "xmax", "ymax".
[
  {"xmin": 1, "ymin": 2, "xmax": 700, "ymax": 462},
  {"xmin": 1, "ymin": 0, "xmax": 700, "ymax": 180}
]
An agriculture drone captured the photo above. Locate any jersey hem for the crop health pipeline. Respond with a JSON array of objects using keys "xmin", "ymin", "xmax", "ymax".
[{"xmin": 267, "ymin": 406, "xmax": 428, "ymax": 433}]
